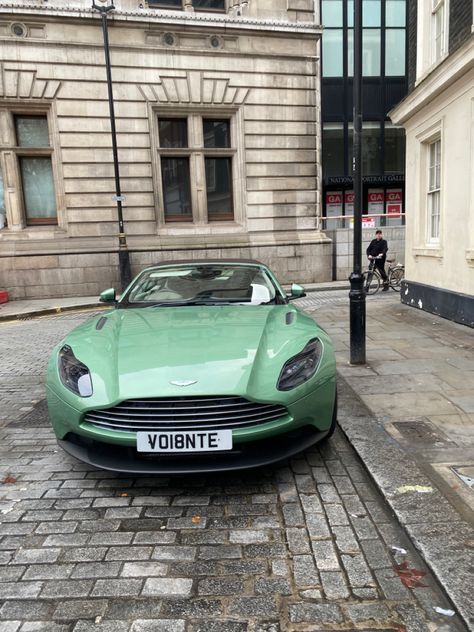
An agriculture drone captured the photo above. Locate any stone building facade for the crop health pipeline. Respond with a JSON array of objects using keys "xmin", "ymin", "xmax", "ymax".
[
  {"xmin": 390, "ymin": 0, "xmax": 474, "ymax": 326},
  {"xmin": 0, "ymin": 0, "xmax": 330, "ymax": 299}
]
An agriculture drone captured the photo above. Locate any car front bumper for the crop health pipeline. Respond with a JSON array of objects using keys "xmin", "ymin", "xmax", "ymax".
[
  {"xmin": 46, "ymin": 378, "xmax": 336, "ymax": 473},
  {"xmin": 58, "ymin": 424, "xmax": 330, "ymax": 474}
]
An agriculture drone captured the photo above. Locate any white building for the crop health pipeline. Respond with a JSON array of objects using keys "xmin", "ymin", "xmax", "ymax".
[
  {"xmin": 390, "ymin": 0, "xmax": 474, "ymax": 326},
  {"xmin": 0, "ymin": 0, "xmax": 330, "ymax": 299}
]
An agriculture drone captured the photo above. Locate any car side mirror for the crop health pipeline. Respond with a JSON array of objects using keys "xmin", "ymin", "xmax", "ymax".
[
  {"xmin": 99, "ymin": 288, "xmax": 116, "ymax": 303},
  {"xmin": 288, "ymin": 283, "xmax": 306, "ymax": 300}
]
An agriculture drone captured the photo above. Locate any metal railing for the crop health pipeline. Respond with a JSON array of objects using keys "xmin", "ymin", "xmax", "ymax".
[{"xmin": 321, "ymin": 212, "xmax": 406, "ymax": 230}]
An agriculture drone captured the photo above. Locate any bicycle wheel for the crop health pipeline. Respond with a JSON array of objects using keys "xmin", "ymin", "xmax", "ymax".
[
  {"xmin": 389, "ymin": 267, "xmax": 404, "ymax": 292},
  {"xmin": 363, "ymin": 270, "xmax": 380, "ymax": 294}
]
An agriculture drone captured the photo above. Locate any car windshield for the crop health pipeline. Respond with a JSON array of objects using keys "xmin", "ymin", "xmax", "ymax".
[{"xmin": 122, "ymin": 264, "xmax": 280, "ymax": 307}]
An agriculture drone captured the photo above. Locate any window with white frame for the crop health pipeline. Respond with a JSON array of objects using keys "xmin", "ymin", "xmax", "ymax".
[
  {"xmin": 427, "ymin": 138, "xmax": 441, "ymax": 242},
  {"xmin": 0, "ymin": 110, "xmax": 57, "ymax": 229},
  {"xmin": 157, "ymin": 115, "xmax": 235, "ymax": 223},
  {"xmin": 432, "ymin": 0, "xmax": 447, "ymax": 63}
]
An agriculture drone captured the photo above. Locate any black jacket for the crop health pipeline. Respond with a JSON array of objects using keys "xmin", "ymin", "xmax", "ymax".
[{"xmin": 367, "ymin": 238, "xmax": 388, "ymax": 260}]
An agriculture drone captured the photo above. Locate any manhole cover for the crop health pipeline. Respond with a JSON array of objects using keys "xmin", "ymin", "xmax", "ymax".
[{"xmin": 393, "ymin": 420, "xmax": 450, "ymax": 445}]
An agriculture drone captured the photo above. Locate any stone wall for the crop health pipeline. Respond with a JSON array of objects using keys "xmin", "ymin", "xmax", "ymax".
[
  {"xmin": 0, "ymin": 0, "xmax": 331, "ymax": 299},
  {"xmin": 325, "ymin": 226, "xmax": 406, "ymax": 281}
]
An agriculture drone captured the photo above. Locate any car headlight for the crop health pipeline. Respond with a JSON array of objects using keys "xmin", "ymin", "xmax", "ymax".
[
  {"xmin": 277, "ymin": 338, "xmax": 322, "ymax": 391},
  {"xmin": 58, "ymin": 345, "xmax": 93, "ymax": 397}
]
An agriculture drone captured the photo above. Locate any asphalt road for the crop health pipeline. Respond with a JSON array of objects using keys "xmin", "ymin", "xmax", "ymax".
[{"xmin": 0, "ymin": 299, "xmax": 465, "ymax": 632}]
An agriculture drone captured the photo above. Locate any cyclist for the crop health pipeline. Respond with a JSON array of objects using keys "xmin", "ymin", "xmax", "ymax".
[{"xmin": 367, "ymin": 229, "xmax": 389, "ymax": 291}]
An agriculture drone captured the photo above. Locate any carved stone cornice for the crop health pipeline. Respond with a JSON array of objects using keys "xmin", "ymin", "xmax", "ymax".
[
  {"xmin": 0, "ymin": 64, "xmax": 61, "ymax": 100},
  {"xmin": 138, "ymin": 71, "xmax": 249, "ymax": 105},
  {"xmin": 0, "ymin": 4, "xmax": 321, "ymax": 37}
]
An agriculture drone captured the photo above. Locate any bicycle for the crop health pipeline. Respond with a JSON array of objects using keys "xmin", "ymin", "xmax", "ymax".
[{"xmin": 363, "ymin": 256, "xmax": 405, "ymax": 295}]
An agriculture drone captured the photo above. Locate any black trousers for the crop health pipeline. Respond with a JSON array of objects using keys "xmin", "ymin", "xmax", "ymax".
[{"xmin": 374, "ymin": 259, "xmax": 388, "ymax": 283}]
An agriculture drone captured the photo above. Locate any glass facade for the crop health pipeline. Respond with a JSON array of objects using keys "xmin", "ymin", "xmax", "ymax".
[
  {"xmin": 323, "ymin": 0, "xmax": 406, "ymax": 78},
  {"xmin": 323, "ymin": 124, "xmax": 345, "ymax": 177},
  {"xmin": 322, "ymin": 0, "xmax": 343, "ymax": 25},
  {"xmin": 384, "ymin": 123, "xmax": 405, "ymax": 173},
  {"xmin": 386, "ymin": 28, "xmax": 406, "ymax": 75},
  {"xmin": 362, "ymin": 29, "xmax": 381, "ymax": 75},
  {"xmin": 321, "ymin": 0, "xmax": 407, "ymax": 226},
  {"xmin": 322, "ymin": 30, "xmax": 344, "ymax": 76}
]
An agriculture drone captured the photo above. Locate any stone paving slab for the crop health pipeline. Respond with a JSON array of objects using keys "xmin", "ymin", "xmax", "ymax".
[
  {"xmin": 1, "ymin": 423, "xmax": 464, "ymax": 632},
  {"xmin": 0, "ymin": 301, "xmax": 470, "ymax": 631},
  {"xmin": 303, "ymin": 291, "xmax": 474, "ymax": 629}
]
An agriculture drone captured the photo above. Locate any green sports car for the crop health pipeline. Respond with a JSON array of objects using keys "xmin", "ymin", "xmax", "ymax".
[{"xmin": 46, "ymin": 260, "xmax": 337, "ymax": 473}]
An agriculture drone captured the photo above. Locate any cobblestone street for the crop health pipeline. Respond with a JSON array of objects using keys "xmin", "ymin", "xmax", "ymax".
[{"xmin": 0, "ymin": 306, "xmax": 466, "ymax": 631}]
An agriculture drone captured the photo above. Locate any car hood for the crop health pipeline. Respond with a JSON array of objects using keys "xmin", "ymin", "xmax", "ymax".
[{"xmin": 53, "ymin": 305, "xmax": 333, "ymax": 407}]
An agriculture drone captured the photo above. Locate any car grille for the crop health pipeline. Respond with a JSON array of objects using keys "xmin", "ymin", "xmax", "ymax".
[{"xmin": 83, "ymin": 396, "xmax": 288, "ymax": 433}]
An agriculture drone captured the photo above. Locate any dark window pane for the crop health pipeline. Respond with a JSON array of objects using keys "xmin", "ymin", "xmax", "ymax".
[
  {"xmin": 322, "ymin": 29, "xmax": 343, "ymax": 77},
  {"xmin": 322, "ymin": 0, "xmax": 343, "ymax": 27},
  {"xmin": 384, "ymin": 124, "xmax": 405, "ymax": 173},
  {"xmin": 193, "ymin": 0, "xmax": 225, "ymax": 10},
  {"xmin": 159, "ymin": 119, "xmax": 188, "ymax": 148},
  {"xmin": 205, "ymin": 158, "xmax": 233, "ymax": 220},
  {"xmin": 15, "ymin": 116, "xmax": 49, "ymax": 147},
  {"xmin": 362, "ymin": 122, "xmax": 381, "ymax": 175},
  {"xmin": 148, "ymin": 0, "xmax": 182, "ymax": 7},
  {"xmin": 20, "ymin": 157, "xmax": 57, "ymax": 223},
  {"xmin": 385, "ymin": 29, "xmax": 406, "ymax": 75},
  {"xmin": 161, "ymin": 157, "xmax": 192, "ymax": 220},
  {"xmin": 322, "ymin": 124, "xmax": 344, "ymax": 178},
  {"xmin": 348, "ymin": 123, "xmax": 353, "ymax": 172},
  {"xmin": 203, "ymin": 120, "xmax": 230, "ymax": 148}
]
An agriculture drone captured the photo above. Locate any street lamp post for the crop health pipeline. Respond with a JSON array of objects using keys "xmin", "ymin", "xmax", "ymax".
[
  {"xmin": 92, "ymin": 0, "xmax": 132, "ymax": 291},
  {"xmin": 348, "ymin": 0, "xmax": 366, "ymax": 364}
]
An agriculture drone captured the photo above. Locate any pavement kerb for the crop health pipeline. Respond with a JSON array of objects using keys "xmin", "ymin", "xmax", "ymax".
[
  {"xmin": 0, "ymin": 302, "xmax": 103, "ymax": 323},
  {"xmin": 337, "ymin": 376, "xmax": 474, "ymax": 630}
]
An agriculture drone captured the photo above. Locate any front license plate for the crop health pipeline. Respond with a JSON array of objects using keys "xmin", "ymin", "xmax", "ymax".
[{"xmin": 136, "ymin": 430, "xmax": 233, "ymax": 453}]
